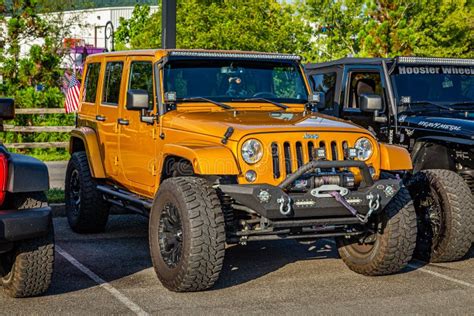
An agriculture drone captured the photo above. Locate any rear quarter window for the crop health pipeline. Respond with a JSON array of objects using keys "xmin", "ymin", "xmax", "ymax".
[
  {"xmin": 102, "ymin": 61, "xmax": 124, "ymax": 105},
  {"xmin": 83, "ymin": 63, "xmax": 101, "ymax": 103}
]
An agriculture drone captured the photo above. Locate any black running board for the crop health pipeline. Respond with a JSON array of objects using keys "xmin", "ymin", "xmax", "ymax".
[{"xmin": 97, "ymin": 185, "xmax": 152, "ymax": 217}]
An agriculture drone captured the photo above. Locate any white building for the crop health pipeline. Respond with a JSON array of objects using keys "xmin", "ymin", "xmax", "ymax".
[
  {"xmin": 18, "ymin": 6, "xmax": 158, "ymax": 70},
  {"xmin": 62, "ymin": 6, "xmax": 159, "ymax": 51}
]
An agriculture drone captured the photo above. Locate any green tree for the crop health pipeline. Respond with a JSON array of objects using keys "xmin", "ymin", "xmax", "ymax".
[
  {"xmin": 115, "ymin": 0, "xmax": 312, "ymax": 57},
  {"xmin": 304, "ymin": 0, "xmax": 474, "ymax": 61},
  {"xmin": 0, "ymin": 0, "xmax": 78, "ymax": 160},
  {"xmin": 410, "ymin": 0, "xmax": 474, "ymax": 58}
]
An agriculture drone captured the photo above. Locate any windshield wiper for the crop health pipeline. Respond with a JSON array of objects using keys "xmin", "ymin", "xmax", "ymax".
[
  {"xmin": 178, "ymin": 97, "xmax": 234, "ymax": 110},
  {"xmin": 242, "ymin": 98, "xmax": 288, "ymax": 110},
  {"xmin": 403, "ymin": 101, "xmax": 454, "ymax": 111}
]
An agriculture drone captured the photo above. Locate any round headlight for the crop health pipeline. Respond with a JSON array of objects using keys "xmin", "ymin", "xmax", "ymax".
[
  {"xmin": 355, "ymin": 137, "xmax": 373, "ymax": 161},
  {"xmin": 242, "ymin": 139, "xmax": 263, "ymax": 164}
]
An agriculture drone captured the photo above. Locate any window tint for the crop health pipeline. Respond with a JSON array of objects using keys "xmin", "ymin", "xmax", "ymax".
[
  {"xmin": 348, "ymin": 72, "xmax": 383, "ymax": 108},
  {"xmin": 273, "ymin": 67, "xmax": 307, "ymax": 100},
  {"xmin": 128, "ymin": 61, "xmax": 153, "ymax": 109},
  {"xmin": 393, "ymin": 73, "xmax": 474, "ymax": 103},
  {"xmin": 311, "ymin": 72, "xmax": 337, "ymax": 109},
  {"xmin": 163, "ymin": 59, "xmax": 308, "ymax": 103},
  {"xmin": 102, "ymin": 61, "xmax": 124, "ymax": 105},
  {"xmin": 83, "ymin": 63, "xmax": 101, "ymax": 103}
]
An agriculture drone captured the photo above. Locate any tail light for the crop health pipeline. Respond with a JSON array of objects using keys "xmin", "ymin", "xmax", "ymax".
[{"xmin": 0, "ymin": 153, "xmax": 8, "ymax": 206}]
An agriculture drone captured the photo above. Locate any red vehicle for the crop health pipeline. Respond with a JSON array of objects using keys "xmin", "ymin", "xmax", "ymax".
[{"xmin": 0, "ymin": 98, "xmax": 54, "ymax": 297}]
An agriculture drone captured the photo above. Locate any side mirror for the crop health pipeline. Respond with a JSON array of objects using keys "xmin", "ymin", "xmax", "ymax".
[
  {"xmin": 0, "ymin": 98, "xmax": 15, "ymax": 120},
  {"xmin": 308, "ymin": 92, "xmax": 326, "ymax": 111},
  {"xmin": 359, "ymin": 94, "xmax": 382, "ymax": 112},
  {"xmin": 126, "ymin": 89, "xmax": 149, "ymax": 111}
]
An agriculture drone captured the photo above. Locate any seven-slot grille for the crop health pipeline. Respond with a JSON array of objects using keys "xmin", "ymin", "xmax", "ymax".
[{"xmin": 271, "ymin": 140, "xmax": 349, "ymax": 179}]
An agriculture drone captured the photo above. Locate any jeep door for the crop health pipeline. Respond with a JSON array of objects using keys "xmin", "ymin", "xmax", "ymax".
[
  {"xmin": 118, "ymin": 57, "xmax": 157, "ymax": 192},
  {"xmin": 340, "ymin": 66, "xmax": 389, "ymax": 137},
  {"xmin": 97, "ymin": 57, "xmax": 126, "ymax": 178}
]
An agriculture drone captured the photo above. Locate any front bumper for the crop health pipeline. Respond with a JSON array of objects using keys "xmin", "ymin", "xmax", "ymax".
[
  {"xmin": 0, "ymin": 207, "xmax": 52, "ymax": 242},
  {"xmin": 220, "ymin": 180, "xmax": 401, "ymax": 220},
  {"xmin": 220, "ymin": 160, "xmax": 402, "ymax": 220}
]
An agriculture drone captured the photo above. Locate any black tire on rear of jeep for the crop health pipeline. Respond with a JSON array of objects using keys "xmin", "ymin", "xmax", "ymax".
[
  {"xmin": 336, "ymin": 188, "xmax": 417, "ymax": 275},
  {"xmin": 149, "ymin": 177, "xmax": 226, "ymax": 292},
  {"xmin": 0, "ymin": 192, "xmax": 54, "ymax": 298},
  {"xmin": 65, "ymin": 151, "xmax": 109, "ymax": 233},
  {"xmin": 408, "ymin": 169, "xmax": 474, "ymax": 262}
]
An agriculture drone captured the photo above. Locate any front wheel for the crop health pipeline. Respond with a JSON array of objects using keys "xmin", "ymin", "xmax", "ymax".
[
  {"xmin": 408, "ymin": 169, "xmax": 474, "ymax": 262},
  {"xmin": 337, "ymin": 188, "xmax": 417, "ymax": 275},
  {"xmin": 149, "ymin": 177, "xmax": 226, "ymax": 292},
  {"xmin": 0, "ymin": 192, "xmax": 54, "ymax": 297}
]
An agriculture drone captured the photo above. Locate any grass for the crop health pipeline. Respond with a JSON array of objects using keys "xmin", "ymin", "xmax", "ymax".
[
  {"xmin": 29, "ymin": 151, "xmax": 70, "ymax": 161},
  {"xmin": 47, "ymin": 188, "xmax": 65, "ymax": 204}
]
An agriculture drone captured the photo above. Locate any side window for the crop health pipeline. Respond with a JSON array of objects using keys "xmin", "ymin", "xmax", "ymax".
[
  {"xmin": 348, "ymin": 72, "xmax": 383, "ymax": 109},
  {"xmin": 83, "ymin": 63, "xmax": 101, "ymax": 103},
  {"xmin": 128, "ymin": 61, "xmax": 154, "ymax": 109},
  {"xmin": 311, "ymin": 72, "xmax": 336, "ymax": 109},
  {"xmin": 102, "ymin": 61, "xmax": 124, "ymax": 105}
]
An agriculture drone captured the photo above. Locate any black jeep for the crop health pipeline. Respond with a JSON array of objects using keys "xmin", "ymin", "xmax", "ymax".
[
  {"xmin": 0, "ymin": 98, "xmax": 54, "ymax": 297},
  {"xmin": 306, "ymin": 57, "xmax": 473, "ymax": 262}
]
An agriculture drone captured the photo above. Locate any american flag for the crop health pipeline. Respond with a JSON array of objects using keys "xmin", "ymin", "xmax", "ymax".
[{"xmin": 64, "ymin": 74, "xmax": 81, "ymax": 113}]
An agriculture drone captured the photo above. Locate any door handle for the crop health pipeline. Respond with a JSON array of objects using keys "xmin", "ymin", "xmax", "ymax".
[
  {"xmin": 96, "ymin": 115, "xmax": 106, "ymax": 122},
  {"xmin": 117, "ymin": 118, "xmax": 129, "ymax": 126}
]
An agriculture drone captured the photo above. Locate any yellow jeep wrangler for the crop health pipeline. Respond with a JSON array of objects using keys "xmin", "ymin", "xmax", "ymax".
[{"xmin": 66, "ymin": 49, "xmax": 416, "ymax": 292}]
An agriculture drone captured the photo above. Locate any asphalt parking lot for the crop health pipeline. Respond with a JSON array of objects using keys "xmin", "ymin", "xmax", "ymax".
[{"xmin": 1, "ymin": 214, "xmax": 473, "ymax": 315}]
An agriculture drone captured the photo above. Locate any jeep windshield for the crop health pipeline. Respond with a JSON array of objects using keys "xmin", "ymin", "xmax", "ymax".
[
  {"xmin": 163, "ymin": 59, "xmax": 308, "ymax": 105},
  {"xmin": 391, "ymin": 64, "xmax": 474, "ymax": 111}
]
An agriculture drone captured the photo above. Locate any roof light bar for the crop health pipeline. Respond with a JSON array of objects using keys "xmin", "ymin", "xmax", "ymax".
[
  {"xmin": 169, "ymin": 51, "xmax": 301, "ymax": 61},
  {"xmin": 397, "ymin": 56, "xmax": 474, "ymax": 66}
]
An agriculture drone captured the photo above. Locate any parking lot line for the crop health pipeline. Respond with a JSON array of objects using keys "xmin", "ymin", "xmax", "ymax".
[
  {"xmin": 55, "ymin": 245, "xmax": 149, "ymax": 316},
  {"xmin": 322, "ymin": 238, "xmax": 473, "ymax": 289},
  {"xmin": 408, "ymin": 261, "xmax": 474, "ymax": 288}
]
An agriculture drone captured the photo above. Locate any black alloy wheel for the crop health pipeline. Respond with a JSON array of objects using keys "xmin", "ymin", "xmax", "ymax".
[{"xmin": 158, "ymin": 202, "xmax": 183, "ymax": 268}]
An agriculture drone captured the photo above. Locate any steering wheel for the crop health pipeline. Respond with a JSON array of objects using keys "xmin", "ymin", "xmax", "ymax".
[{"xmin": 252, "ymin": 92, "xmax": 278, "ymax": 98}]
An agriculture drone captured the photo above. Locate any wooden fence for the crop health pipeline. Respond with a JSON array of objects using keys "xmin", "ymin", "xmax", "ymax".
[{"xmin": 3, "ymin": 108, "xmax": 72, "ymax": 149}]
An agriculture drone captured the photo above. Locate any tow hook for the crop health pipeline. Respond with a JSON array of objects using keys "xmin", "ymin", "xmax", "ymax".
[
  {"xmin": 329, "ymin": 191, "xmax": 381, "ymax": 223},
  {"xmin": 366, "ymin": 193, "xmax": 381, "ymax": 219},
  {"xmin": 277, "ymin": 195, "xmax": 292, "ymax": 216}
]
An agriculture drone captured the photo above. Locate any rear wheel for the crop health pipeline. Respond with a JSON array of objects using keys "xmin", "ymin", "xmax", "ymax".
[
  {"xmin": 408, "ymin": 169, "xmax": 473, "ymax": 262},
  {"xmin": 337, "ymin": 188, "xmax": 417, "ymax": 275},
  {"xmin": 65, "ymin": 152, "xmax": 109, "ymax": 233},
  {"xmin": 0, "ymin": 192, "xmax": 54, "ymax": 297},
  {"xmin": 149, "ymin": 177, "xmax": 225, "ymax": 292}
]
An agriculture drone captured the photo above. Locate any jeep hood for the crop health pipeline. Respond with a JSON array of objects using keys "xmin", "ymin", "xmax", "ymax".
[
  {"xmin": 399, "ymin": 113, "xmax": 474, "ymax": 140},
  {"xmin": 163, "ymin": 111, "xmax": 371, "ymax": 141}
]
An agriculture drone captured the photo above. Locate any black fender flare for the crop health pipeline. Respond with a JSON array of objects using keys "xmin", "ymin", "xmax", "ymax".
[
  {"xmin": 411, "ymin": 136, "xmax": 470, "ymax": 172},
  {"xmin": 6, "ymin": 153, "xmax": 49, "ymax": 193}
]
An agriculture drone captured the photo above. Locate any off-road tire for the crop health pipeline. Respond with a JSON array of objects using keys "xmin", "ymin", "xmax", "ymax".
[
  {"xmin": 337, "ymin": 188, "xmax": 417, "ymax": 275},
  {"xmin": 149, "ymin": 177, "xmax": 226, "ymax": 292},
  {"xmin": 65, "ymin": 151, "xmax": 109, "ymax": 233},
  {"xmin": 0, "ymin": 192, "xmax": 54, "ymax": 297},
  {"xmin": 408, "ymin": 169, "xmax": 474, "ymax": 262}
]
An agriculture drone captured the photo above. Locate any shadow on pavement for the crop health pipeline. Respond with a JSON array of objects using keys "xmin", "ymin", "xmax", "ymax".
[
  {"xmin": 46, "ymin": 215, "xmax": 340, "ymax": 295},
  {"xmin": 45, "ymin": 215, "xmax": 474, "ymax": 296},
  {"xmin": 214, "ymin": 239, "xmax": 339, "ymax": 289}
]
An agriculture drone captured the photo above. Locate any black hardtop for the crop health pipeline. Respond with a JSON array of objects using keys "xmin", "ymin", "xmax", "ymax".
[
  {"xmin": 305, "ymin": 57, "xmax": 389, "ymax": 70},
  {"xmin": 306, "ymin": 57, "xmax": 474, "ymax": 70}
]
